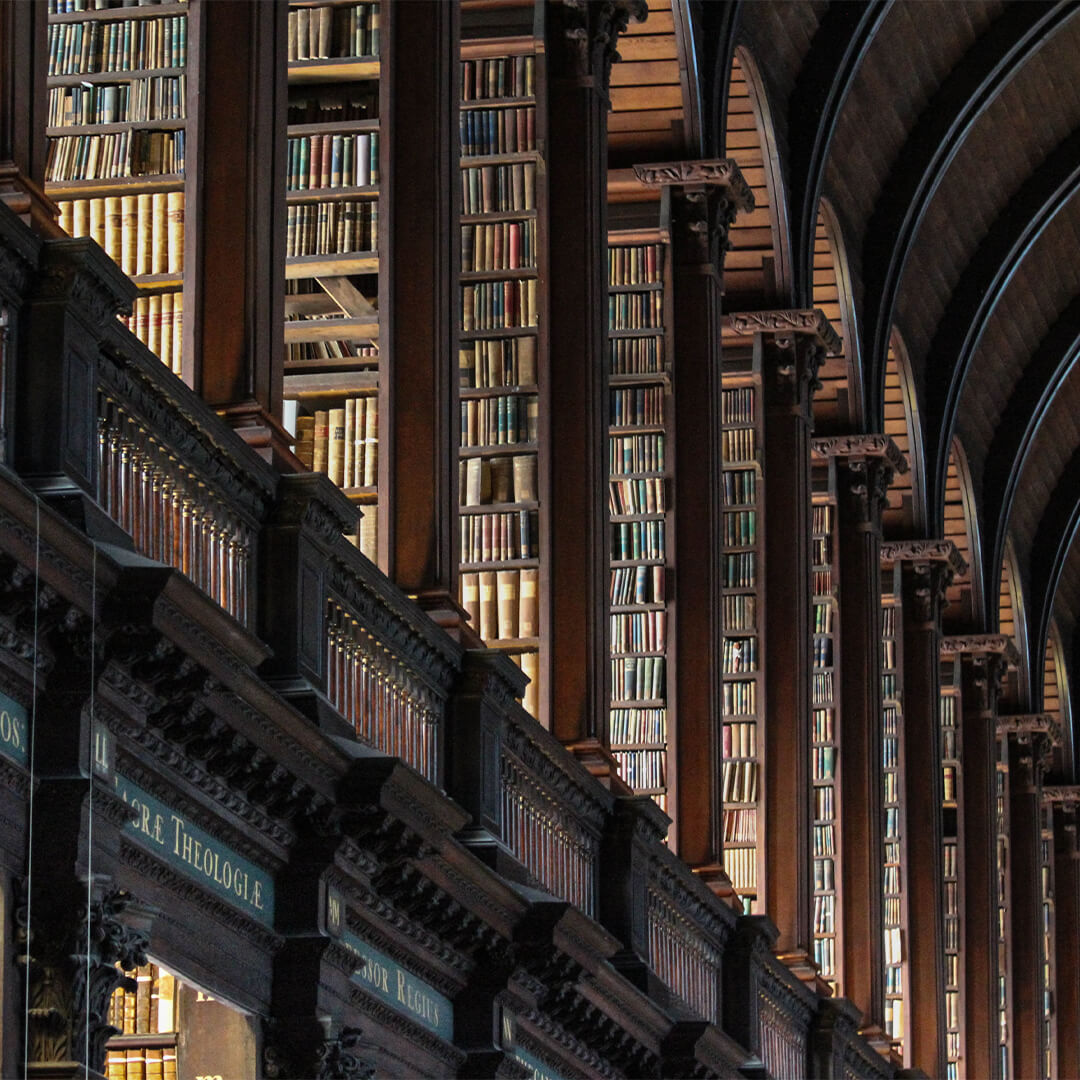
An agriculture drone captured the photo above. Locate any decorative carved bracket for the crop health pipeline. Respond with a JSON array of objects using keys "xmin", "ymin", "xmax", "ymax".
[
  {"xmin": 880, "ymin": 539, "xmax": 967, "ymax": 577},
  {"xmin": 996, "ymin": 713, "xmax": 1062, "ymax": 742},
  {"xmin": 1043, "ymin": 785, "xmax": 1080, "ymax": 805},
  {"xmin": 727, "ymin": 308, "xmax": 841, "ymax": 356},
  {"xmin": 551, "ymin": 0, "xmax": 648, "ymax": 89},
  {"xmin": 634, "ymin": 158, "xmax": 755, "ymax": 205},
  {"xmin": 816, "ymin": 436, "xmax": 905, "ymax": 527},
  {"xmin": 811, "ymin": 433, "xmax": 908, "ymax": 473},
  {"xmin": 940, "ymin": 634, "xmax": 1020, "ymax": 667}
]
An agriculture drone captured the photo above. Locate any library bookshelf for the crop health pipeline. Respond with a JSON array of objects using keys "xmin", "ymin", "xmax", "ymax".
[
  {"xmin": 940, "ymin": 655, "xmax": 963, "ymax": 1080},
  {"xmin": 456, "ymin": 20, "xmax": 546, "ymax": 720},
  {"xmin": 721, "ymin": 347, "xmax": 764, "ymax": 913},
  {"xmin": 105, "ymin": 962, "xmax": 178, "ymax": 1080},
  {"xmin": 881, "ymin": 559, "xmax": 908, "ymax": 1054},
  {"xmin": 811, "ymin": 458, "xmax": 841, "ymax": 994},
  {"xmin": 1039, "ymin": 799, "xmax": 1056, "ymax": 1080},
  {"xmin": 46, "ymin": 0, "xmax": 189, "ymax": 378},
  {"xmin": 996, "ymin": 744, "xmax": 1012, "ymax": 1079},
  {"xmin": 607, "ymin": 228, "xmax": 672, "ymax": 815},
  {"xmin": 283, "ymin": 0, "xmax": 384, "ymax": 564}
]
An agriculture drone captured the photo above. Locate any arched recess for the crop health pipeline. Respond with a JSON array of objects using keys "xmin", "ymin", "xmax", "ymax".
[
  {"xmin": 722, "ymin": 48, "xmax": 792, "ymax": 307},
  {"xmin": 811, "ymin": 197, "xmax": 863, "ymax": 432},
  {"xmin": 1043, "ymin": 620, "xmax": 1074, "ymax": 778},
  {"xmin": 941, "ymin": 438, "xmax": 984, "ymax": 631},
  {"xmin": 998, "ymin": 538, "xmax": 1030, "ymax": 710},
  {"xmin": 882, "ymin": 330, "xmax": 927, "ymax": 538}
]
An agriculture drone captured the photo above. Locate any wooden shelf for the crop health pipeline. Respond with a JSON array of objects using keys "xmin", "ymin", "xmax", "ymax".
[
  {"xmin": 460, "ymin": 95, "xmax": 536, "ymax": 109},
  {"xmin": 461, "ymin": 208, "xmax": 537, "ymax": 224},
  {"xmin": 459, "ymin": 442, "xmax": 538, "ymax": 459},
  {"xmin": 47, "ymin": 118, "xmax": 185, "ymax": 136},
  {"xmin": 460, "ymin": 558, "xmax": 539, "ymax": 572},
  {"xmin": 609, "ymin": 326, "xmax": 664, "ymax": 339},
  {"xmin": 459, "ymin": 500, "xmax": 538, "ymax": 515},
  {"xmin": 459, "ymin": 383, "xmax": 538, "ymax": 399},
  {"xmin": 51, "ymin": 3, "xmax": 188, "ymax": 24},
  {"xmin": 284, "ymin": 315, "xmax": 379, "ymax": 343},
  {"xmin": 285, "ymin": 251, "xmax": 379, "ymax": 279},
  {"xmin": 287, "ymin": 119, "xmax": 380, "ymax": 136},
  {"xmin": 48, "ymin": 66, "xmax": 185, "ymax": 86},
  {"xmin": 609, "ymin": 281, "xmax": 663, "ymax": 293},
  {"xmin": 460, "ymin": 150, "xmax": 542, "ymax": 168},
  {"xmin": 460, "ymin": 325, "xmax": 537, "ymax": 341},
  {"xmin": 609, "ymin": 370, "xmax": 669, "ymax": 387},
  {"xmin": 460, "ymin": 266, "xmax": 538, "ymax": 282},
  {"xmin": 283, "ymin": 371, "xmax": 378, "ymax": 396},
  {"xmin": 46, "ymin": 172, "xmax": 184, "ymax": 196},
  {"xmin": 288, "ymin": 57, "xmax": 380, "ymax": 84},
  {"xmin": 286, "ymin": 184, "xmax": 379, "ymax": 203}
]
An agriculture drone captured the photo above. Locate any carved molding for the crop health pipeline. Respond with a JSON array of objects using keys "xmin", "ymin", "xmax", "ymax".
[
  {"xmin": 996, "ymin": 714, "xmax": 1062, "ymax": 743},
  {"xmin": 727, "ymin": 308, "xmax": 841, "ymax": 355},
  {"xmin": 940, "ymin": 634, "xmax": 1020, "ymax": 666},
  {"xmin": 880, "ymin": 538, "xmax": 967, "ymax": 577},
  {"xmin": 34, "ymin": 236, "xmax": 136, "ymax": 325},
  {"xmin": 1042, "ymin": 785, "xmax": 1080, "ymax": 805},
  {"xmin": 551, "ymin": 0, "xmax": 648, "ymax": 89},
  {"xmin": 635, "ymin": 155, "xmax": 754, "ymax": 201},
  {"xmin": 811, "ymin": 433, "xmax": 908, "ymax": 474},
  {"xmin": 264, "ymin": 1019, "xmax": 377, "ymax": 1080},
  {"xmin": 833, "ymin": 456, "xmax": 893, "ymax": 527}
]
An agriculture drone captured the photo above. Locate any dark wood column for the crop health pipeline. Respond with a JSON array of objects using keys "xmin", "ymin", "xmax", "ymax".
[
  {"xmin": 185, "ymin": 0, "xmax": 289, "ymax": 463},
  {"xmin": 1047, "ymin": 790, "xmax": 1080, "ymax": 1080},
  {"xmin": 814, "ymin": 435, "xmax": 904, "ymax": 1032},
  {"xmin": 382, "ymin": 1, "xmax": 459, "ymax": 591},
  {"xmin": 1000, "ymin": 715, "xmax": 1059, "ymax": 1080},
  {"xmin": 633, "ymin": 160, "xmax": 752, "ymax": 874},
  {"xmin": 732, "ymin": 310, "xmax": 835, "ymax": 967},
  {"xmin": 941, "ymin": 636, "xmax": 1016, "ymax": 1080},
  {"xmin": 543, "ymin": 0, "xmax": 643, "ymax": 764},
  {"xmin": 880, "ymin": 539, "xmax": 964, "ymax": 1078},
  {"xmin": 0, "ymin": 0, "xmax": 56, "ymax": 233}
]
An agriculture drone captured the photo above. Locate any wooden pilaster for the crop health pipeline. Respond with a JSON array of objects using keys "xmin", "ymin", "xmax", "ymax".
[
  {"xmin": 941, "ymin": 636, "xmax": 1017, "ymax": 1080},
  {"xmin": 185, "ymin": 0, "xmax": 289, "ymax": 463},
  {"xmin": 813, "ymin": 434, "xmax": 904, "ymax": 1030},
  {"xmin": 1047, "ymin": 791, "xmax": 1080, "ymax": 1080},
  {"xmin": 634, "ymin": 160, "xmax": 752, "ymax": 870},
  {"xmin": 881, "ymin": 538, "xmax": 964, "ymax": 1077},
  {"xmin": 544, "ymin": 0, "xmax": 643, "ymax": 764},
  {"xmin": 382, "ymin": 0, "xmax": 459, "ymax": 589},
  {"xmin": 736, "ymin": 309, "xmax": 835, "ymax": 967}
]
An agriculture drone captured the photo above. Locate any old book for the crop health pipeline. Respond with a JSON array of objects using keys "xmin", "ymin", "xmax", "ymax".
[
  {"xmin": 518, "ymin": 567, "xmax": 539, "ymax": 638},
  {"xmin": 151, "ymin": 191, "xmax": 167, "ymax": 274},
  {"xmin": 478, "ymin": 570, "xmax": 497, "ymax": 641},
  {"xmin": 159, "ymin": 291, "xmax": 173, "ymax": 371},
  {"xmin": 520, "ymin": 649, "xmax": 539, "ymax": 717},
  {"xmin": 489, "ymin": 456, "xmax": 513, "ymax": 503},
  {"xmin": 171, "ymin": 290, "xmax": 183, "ymax": 374},
  {"xmin": 362, "ymin": 396, "xmax": 377, "ymax": 487},
  {"xmin": 358, "ymin": 503, "xmax": 377, "ymax": 562},
  {"xmin": 464, "ymin": 457, "xmax": 490, "ymax": 506},
  {"xmin": 145, "ymin": 1049, "xmax": 164, "ymax": 1080},
  {"xmin": 136, "ymin": 192, "xmax": 153, "ymax": 276},
  {"xmin": 497, "ymin": 570, "xmax": 518, "ymax": 640},
  {"xmin": 89, "ymin": 196, "xmax": 106, "ymax": 249},
  {"xmin": 512, "ymin": 456, "xmax": 536, "ymax": 502},
  {"xmin": 295, "ymin": 416, "xmax": 315, "ymax": 470},
  {"xmin": 166, "ymin": 191, "xmax": 184, "ymax": 273},
  {"xmin": 105, "ymin": 196, "xmax": 123, "ymax": 263},
  {"xmin": 343, "ymin": 398, "xmax": 355, "ymax": 489},
  {"xmin": 460, "ymin": 571, "xmax": 480, "ymax": 629},
  {"xmin": 127, "ymin": 1047, "xmax": 146, "ymax": 1080},
  {"xmin": 328, "ymin": 406, "xmax": 346, "ymax": 486},
  {"xmin": 121, "ymin": 194, "xmax": 138, "ymax": 275},
  {"xmin": 146, "ymin": 292, "xmax": 161, "ymax": 357},
  {"xmin": 312, "ymin": 410, "xmax": 329, "ymax": 474}
]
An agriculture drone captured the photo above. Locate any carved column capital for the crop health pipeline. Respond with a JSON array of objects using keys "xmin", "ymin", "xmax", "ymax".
[
  {"xmin": 942, "ymin": 634, "xmax": 1018, "ymax": 715},
  {"xmin": 881, "ymin": 539, "xmax": 965, "ymax": 625},
  {"xmin": 548, "ymin": 0, "xmax": 648, "ymax": 90},
  {"xmin": 816, "ymin": 435, "xmax": 906, "ymax": 528},
  {"xmin": 999, "ymin": 714, "xmax": 1061, "ymax": 791},
  {"xmin": 264, "ymin": 1019, "xmax": 376, "ymax": 1080}
]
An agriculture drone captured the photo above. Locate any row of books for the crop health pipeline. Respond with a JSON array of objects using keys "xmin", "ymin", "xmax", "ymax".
[
  {"xmin": 722, "ymin": 427, "xmax": 757, "ymax": 463},
  {"xmin": 943, "ymin": 765, "xmax": 958, "ymax": 803},
  {"xmin": 294, "ymin": 400, "xmax": 378, "ymax": 488},
  {"xmin": 611, "ymin": 656, "xmax": 664, "ymax": 703},
  {"xmin": 612, "ymin": 519, "xmax": 665, "ymax": 562},
  {"xmin": 722, "ymin": 679, "xmax": 757, "ymax": 717},
  {"xmin": 286, "ymin": 200, "xmax": 377, "ymax": 257},
  {"xmin": 723, "ymin": 593, "xmax": 756, "ymax": 631},
  {"xmin": 105, "ymin": 1047, "xmax": 178, "ymax": 1080},
  {"xmin": 814, "ymin": 937, "xmax": 836, "ymax": 978},
  {"xmin": 813, "ymin": 671, "xmax": 834, "ymax": 703},
  {"xmin": 286, "ymin": 133, "xmax": 380, "ymax": 191},
  {"xmin": 885, "ymin": 770, "xmax": 898, "ymax": 804},
  {"xmin": 119, "ymin": 291, "xmax": 182, "ymax": 374},
  {"xmin": 610, "ymin": 433, "xmax": 664, "ymax": 475},
  {"xmin": 813, "ymin": 745, "xmax": 836, "ymax": 781},
  {"xmin": 609, "ymin": 292, "xmax": 663, "ymax": 331},
  {"xmin": 813, "ymin": 822, "xmax": 835, "ymax": 857},
  {"xmin": 884, "ymin": 926, "xmax": 904, "ymax": 967},
  {"xmin": 608, "ymin": 476, "xmax": 665, "ymax": 516},
  {"xmin": 812, "ymin": 568, "xmax": 832, "ymax": 596},
  {"xmin": 721, "ymin": 387, "xmax": 756, "ymax": 425},
  {"xmin": 610, "ymin": 335, "xmax": 663, "ymax": 375},
  {"xmin": 610, "ymin": 564, "xmax": 664, "ymax": 605},
  {"xmin": 812, "ymin": 535, "xmax": 831, "ymax": 566},
  {"xmin": 460, "ymin": 394, "xmax": 538, "ymax": 447},
  {"xmin": 47, "ymin": 129, "xmax": 184, "ymax": 181},
  {"xmin": 723, "ymin": 468, "xmax": 756, "ymax": 505},
  {"xmin": 460, "ymin": 568, "xmax": 539, "ymax": 641},
  {"xmin": 881, "ymin": 671, "xmax": 897, "ymax": 699},
  {"xmin": 287, "ymin": 4, "xmax": 380, "ymax": 61},
  {"xmin": 459, "ymin": 337, "xmax": 536, "ymax": 389},
  {"xmin": 288, "ymin": 91, "xmax": 377, "ymax": 127},
  {"xmin": 461, "ymin": 162, "xmax": 536, "ymax": 215},
  {"xmin": 815, "ymin": 858, "xmax": 836, "ymax": 892},
  {"xmin": 50, "ymin": 0, "xmax": 183, "ymax": 11},
  {"xmin": 722, "ymin": 845, "xmax": 757, "ymax": 891},
  {"xmin": 885, "ymin": 807, "xmax": 901, "ymax": 844},
  {"xmin": 287, "ymin": 341, "xmax": 378, "ymax": 365},
  {"xmin": 460, "ymin": 510, "xmax": 538, "ymax": 564},
  {"xmin": 814, "ymin": 895, "xmax": 836, "ymax": 933},
  {"xmin": 609, "ymin": 706, "xmax": 666, "ymax": 746},
  {"xmin": 940, "ymin": 693, "xmax": 957, "ymax": 726},
  {"xmin": 724, "ymin": 807, "xmax": 757, "ymax": 842},
  {"xmin": 723, "ymin": 637, "xmax": 757, "ymax": 674},
  {"xmin": 610, "ymin": 609, "xmax": 666, "ymax": 655},
  {"xmin": 58, "ymin": 192, "xmax": 184, "ymax": 276},
  {"xmin": 108, "ymin": 963, "xmax": 177, "ymax": 1035},
  {"xmin": 884, "ymin": 895, "xmax": 901, "ymax": 926},
  {"xmin": 611, "ymin": 386, "xmax": 664, "ymax": 427},
  {"xmin": 613, "ymin": 748, "xmax": 665, "ymax": 791},
  {"xmin": 462, "ymin": 220, "xmax": 535, "ymax": 273},
  {"xmin": 723, "ymin": 720, "xmax": 757, "ymax": 759},
  {"xmin": 49, "ymin": 75, "xmax": 185, "ymax": 126},
  {"xmin": 461, "ymin": 279, "xmax": 538, "ymax": 331},
  {"xmin": 813, "ymin": 601, "xmax": 833, "ymax": 633},
  {"xmin": 461, "ymin": 56, "xmax": 535, "ymax": 103},
  {"xmin": 609, "ymin": 244, "xmax": 664, "ymax": 286},
  {"xmin": 722, "ymin": 758, "xmax": 758, "ymax": 803},
  {"xmin": 460, "ymin": 107, "xmax": 536, "ymax": 157},
  {"xmin": 813, "ymin": 636, "xmax": 833, "ymax": 668},
  {"xmin": 723, "ymin": 509, "xmax": 756, "ymax": 548},
  {"xmin": 48, "ymin": 15, "xmax": 187, "ymax": 76},
  {"xmin": 724, "ymin": 552, "xmax": 756, "ymax": 589},
  {"xmin": 508, "ymin": 649, "xmax": 539, "ymax": 718},
  {"xmin": 813, "ymin": 708, "xmax": 834, "ymax": 743},
  {"xmin": 812, "ymin": 505, "xmax": 833, "ymax": 533},
  {"xmin": 882, "ymin": 605, "xmax": 897, "ymax": 636},
  {"xmin": 813, "ymin": 786, "xmax": 835, "ymax": 821},
  {"xmin": 461, "ymin": 454, "xmax": 537, "ymax": 506}
]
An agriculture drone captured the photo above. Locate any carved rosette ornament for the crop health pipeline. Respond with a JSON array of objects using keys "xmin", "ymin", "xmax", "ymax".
[
  {"xmin": 551, "ymin": 0, "xmax": 648, "ymax": 89},
  {"xmin": 16, "ymin": 884, "xmax": 152, "ymax": 1072}
]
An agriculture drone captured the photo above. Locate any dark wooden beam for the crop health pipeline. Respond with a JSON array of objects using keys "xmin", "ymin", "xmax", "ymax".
[
  {"xmin": 862, "ymin": 2, "xmax": 1075, "ymax": 430},
  {"xmin": 698, "ymin": 0, "xmax": 742, "ymax": 157},
  {"xmin": 983, "ymin": 292, "xmax": 1080, "ymax": 629},
  {"xmin": 786, "ymin": 0, "xmax": 891, "ymax": 310}
]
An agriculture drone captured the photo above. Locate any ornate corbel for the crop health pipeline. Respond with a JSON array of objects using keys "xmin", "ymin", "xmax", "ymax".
[
  {"xmin": 550, "ymin": 0, "xmax": 648, "ymax": 90},
  {"xmin": 813, "ymin": 434, "xmax": 907, "ymax": 527},
  {"xmin": 940, "ymin": 634, "xmax": 1018, "ymax": 714},
  {"xmin": 880, "ymin": 540, "xmax": 966, "ymax": 625},
  {"xmin": 264, "ymin": 1018, "xmax": 376, "ymax": 1080}
]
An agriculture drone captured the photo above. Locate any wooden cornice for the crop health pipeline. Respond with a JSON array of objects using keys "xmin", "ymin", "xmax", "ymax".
[
  {"xmin": 939, "ymin": 633, "xmax": 1020, "ymax": 666},
  {"xmin": 631, "ymin": 158, "xmax": 755, "ymax": 211},
  {"xmin": 879, "ymin": 538, "xmax": 967, "ymax": 578},
  {"xmin": 810, "ymin": 433, "xmax": 908, "ymax": 473},
  {"xmin": 1042, "ymin": 784, "xmax": 1080, "ymax": 805},
  {"xmin": 724, "ymin": 308, "xmax": 842, "ymax": 355},
  {"xmin": 996, "ymin": 713, "xmax": 1063, "ymax": 745}
]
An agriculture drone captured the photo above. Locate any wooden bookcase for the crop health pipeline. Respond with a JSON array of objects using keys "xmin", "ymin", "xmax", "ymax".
[
  {"xmin": 46, "ymin": 0, "xmax": 189, "ymax": 378},
  {"xmin": 940, "ymin": 655, "xmax": 963, "ymax": 1080},
  {"xmin": 720, "ymin": 348, "xmax": 764, "ymax": 913},
  {"xmin": 105, "ymin": 961, "xmax": 179, "ymax": 1080},
  {"xmin": 607, "ymin": 229, "xmax": 672, "ymax": 814},
  {"xmin": 283, "ymin": 0, "xmax": 383, "ymax": 563},
  {"xmin": 1040, "ymin": 800, "xmax": 1056, "ymax": 1080},
  {"xmin": 456, "ymin": 23, "xmax": 546, "ymax": 719},
  {"xmin": 811, "ymin": 459, "xmax": 841, "ymax": 993},
  {"xmin": 996, "ymin": 743, "xmax": 1012, "ymax": 1079},
  {"xmin": 881, "ymin": 560, "xmax": 908, "ymax": 1053}
]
